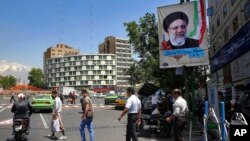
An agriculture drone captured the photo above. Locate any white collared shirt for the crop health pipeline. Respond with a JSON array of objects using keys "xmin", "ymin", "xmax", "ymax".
[
  {"xmin": 173, "ymin": 96, "xmax": 188, "ymax": 117},
  {"xmin": 125, "ymin": 95, "xmax": 141, "ymax": 113}
]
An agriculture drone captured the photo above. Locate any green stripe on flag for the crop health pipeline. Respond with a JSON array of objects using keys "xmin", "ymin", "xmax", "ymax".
[{"xmin": 189, "ymin": 1, "xmax": 198, "ymax": 38}]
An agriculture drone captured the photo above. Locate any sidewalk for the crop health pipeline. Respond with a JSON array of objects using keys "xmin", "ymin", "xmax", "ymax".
[{"xmin": 181, "ymin": 121, "xmax": 218, "ymax": 141}]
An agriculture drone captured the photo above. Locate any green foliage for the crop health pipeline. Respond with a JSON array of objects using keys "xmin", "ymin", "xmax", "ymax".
[
  {"xmin": 124, "ymin": 13, "xmax": 159, "ymax": 59},
  {"xmin": 0, "ymin": 75, "xmax": 17, "ymax": 89},
  {"xmin": 28, "ymin": 68, "xmax": 46, "ymax": 89}
]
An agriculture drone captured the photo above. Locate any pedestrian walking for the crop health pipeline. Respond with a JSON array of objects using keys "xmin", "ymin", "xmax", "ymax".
[
  {"xmin": 48, "ymin": 90, "xmax": 66, "ymax": 140},
  {"xmin": 166, "ymin": 88, "xmax": 188, "ymax": 141},
  {"xmin": 80, "ymin": 89, "xmax": 94, "ymax": 141},
  {"xmin": 118, "ymin": 87, "xmax": 141, "ymax": 141},
  {"xmin": 9, "ymin": 91, "xmax": 16, "ymax": 103}
]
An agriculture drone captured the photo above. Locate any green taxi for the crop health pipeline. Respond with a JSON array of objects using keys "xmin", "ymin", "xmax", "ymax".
[
  {"xmin": 104, "ymin": 93, "xmax": 118, "ymax": 105},
  {"xmin": 31, "ymin": 94, "xmax": 54, "ymax": 112}
]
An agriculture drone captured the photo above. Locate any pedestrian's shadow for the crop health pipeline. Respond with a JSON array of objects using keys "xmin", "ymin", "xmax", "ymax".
[
  {"xmin": 44, "ymin": 136, "xmax": 58, "ymax": 140},
  {"xmin": 6, "ymin": 137, "xmax": 28, "ymax": 141}
]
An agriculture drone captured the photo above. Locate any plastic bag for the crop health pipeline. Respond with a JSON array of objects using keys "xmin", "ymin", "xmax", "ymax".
[
  {"xmin": 51, "ymin": 118, "xmax": 60, "ymax": 132},
  {"xmin": 152, "ymin": 108, "xmax": 160, "ymax": 115}
]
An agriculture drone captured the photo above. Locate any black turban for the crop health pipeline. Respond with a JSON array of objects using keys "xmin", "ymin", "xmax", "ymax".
[{"xmin": 163, "ymin": 11, "xmax": 189, "ymax": 32}]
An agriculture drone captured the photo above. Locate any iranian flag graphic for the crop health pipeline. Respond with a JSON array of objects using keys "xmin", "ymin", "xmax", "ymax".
[{"xmin": 188, "ymin": 0, "xmax": 206, "ymax": 45}]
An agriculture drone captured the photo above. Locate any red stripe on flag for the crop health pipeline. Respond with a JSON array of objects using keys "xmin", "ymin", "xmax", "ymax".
[{"xmin": 199, "ymin": 0, "xmax": 206, "ymax": 44}]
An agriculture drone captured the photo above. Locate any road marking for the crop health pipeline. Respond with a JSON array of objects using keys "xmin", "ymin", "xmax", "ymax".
[
  {"xmin": 0, "ymin": 108, "xmax": 6, "ymax": 112},
  {"xmin": 0, "ymin": 119, "xmax": 12, "ymax": 125},
  {"xmin": 40, "ymin": 114, "xmax": 49, "ymax": 129}
]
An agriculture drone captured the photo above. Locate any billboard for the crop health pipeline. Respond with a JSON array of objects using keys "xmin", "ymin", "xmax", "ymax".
[{"xmin": 157, "ymin": 0, "xmax": 209, "ymax": 68}]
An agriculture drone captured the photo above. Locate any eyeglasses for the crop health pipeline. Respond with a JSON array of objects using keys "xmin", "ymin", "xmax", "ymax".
[{"xmin": 168, "ymin": 25, "xmax": 187, "ymax": 31}]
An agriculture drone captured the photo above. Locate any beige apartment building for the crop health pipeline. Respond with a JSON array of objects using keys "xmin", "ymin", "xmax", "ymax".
[
  {"xmin": 43, "ymin": 44, "xmax": 80, "ymax": 72},
  {"xmin": 44, "ymin": 44, "xmax": 80, "ymax": 60},
  {"xmin": 99, "ymin": 36, "xmax": 133, "ymax": 90},
  {"xmin": 208, "ymin": 0, "xmax": 250, "ymax": 99}
]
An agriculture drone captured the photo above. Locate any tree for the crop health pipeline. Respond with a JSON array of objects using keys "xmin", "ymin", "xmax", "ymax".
[
  {"xmin": 126, "ymin": 60, "xmax": 141, "ymax": 87},
  {"xmin": 28, "ymin": 68, "xmax": 46, "ymax": 88},
  {"xmin": 0, "ymin": 75, "xmax": 17, "ymax": 89}
]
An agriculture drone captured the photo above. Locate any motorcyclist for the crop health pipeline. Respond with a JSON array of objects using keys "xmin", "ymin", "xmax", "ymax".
[{"xmin": 11, "ymin": 93, "xmax": 33, "ymax": 134}]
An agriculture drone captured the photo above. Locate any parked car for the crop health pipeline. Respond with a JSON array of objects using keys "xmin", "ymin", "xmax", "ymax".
[
  {"xmin": 115, "ymin": 95, "xmax": 127, "ymax": 109},
  {"xmin": 137, "ymin": 83, "xmax": 171, "ymax": 137},
  {"xmin": 104, "ymin": 93, "xmax": 118, "ymax": 105},
  {"xmin": 31, "ymin": 94, "xmax": 54, "ymax": 112},
  {"xmin": 96, "ymin": 93, "xmax": 106, "ymax": 98},
  {"xmin": 141, "ymin": 95, "xmax": 163, "ymax": 114}
]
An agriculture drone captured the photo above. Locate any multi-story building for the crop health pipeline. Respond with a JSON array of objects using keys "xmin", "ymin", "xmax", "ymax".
[
  {"xmin": 44, "ymin": 54, "xmax": 116, "ymax": 90},
  {"xmin": 99, "ymin": 36, "xmax": 133, "ymax": 89},
  {"xmin": 208, "ymin": 0, "xmax": 250, "ymax": 99},
  {"xmin": 43, "ymin": 44, "xmax": 80, "ymax": 72},
  {"xmin": 44, "ymin": 44, "xmax": 80, "ymax": 60}
]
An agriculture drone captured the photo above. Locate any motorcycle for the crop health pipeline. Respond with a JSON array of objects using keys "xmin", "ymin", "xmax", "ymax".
[
  {"xmin": 12, "ymin": 119, "xmax": 29, "ymax": 141},
  {"xmin": 137, "ymin": 114, "xmax": 171, "ymax": 137}
]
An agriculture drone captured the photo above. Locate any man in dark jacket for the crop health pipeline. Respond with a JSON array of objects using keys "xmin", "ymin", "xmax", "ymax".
[{"xmin": 11, "ymin": 93, "xmax": 32, "ymax": 134}]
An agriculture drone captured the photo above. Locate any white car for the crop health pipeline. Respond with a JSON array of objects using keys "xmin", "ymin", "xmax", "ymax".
[{"xmin": 96, "ymin": 93, "xmax": 106, "ymax": 98}]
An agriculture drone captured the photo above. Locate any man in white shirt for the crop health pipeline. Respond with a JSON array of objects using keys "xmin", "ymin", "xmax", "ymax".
[
  {"xmin": 166, "ymin": 88, "xmax": 188, "ymax": 141},
  {"xmin": 48, "ymin": 90, "xmax": 66, "ymax": 140},
  {"xmin": 118, "ymin": 87, "xmax": 141, "ymax": 141}
]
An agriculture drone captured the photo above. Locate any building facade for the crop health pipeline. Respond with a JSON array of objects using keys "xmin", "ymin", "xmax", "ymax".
[
  {"xmin": 44, "ymin": 54, "xmax": 117, "ymax": 90},
  {"xmin": 99, "ymin": 36, "xmax": 133, "ymax": 89},
  {"xmin": 43, "ymin": 44, "xmax": 80, "ymax": 72},
  {"xmin": 208, "ymin": 0, "xmax": 250, "ymax": 100}
]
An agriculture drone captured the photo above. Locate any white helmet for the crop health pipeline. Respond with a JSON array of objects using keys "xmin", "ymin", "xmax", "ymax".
[{"xmin": 17, "ymin": 93, "xmax": 25, "ymax": 99}]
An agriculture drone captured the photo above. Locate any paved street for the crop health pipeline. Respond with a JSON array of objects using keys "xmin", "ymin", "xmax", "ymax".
[{"xmin": 0, "ymin": 97, "xmax": 210, "ymax": 141}]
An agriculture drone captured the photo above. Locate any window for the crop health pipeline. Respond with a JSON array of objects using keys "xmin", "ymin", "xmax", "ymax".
[
  {"xmin": 244, "ymin": 2, "xmax": 250, "ymax": 20},
  {"xmin": 217, "ymin": 16, "xmax": 220, "ymax": 27},
  {"xmin": 231, "ymin": 0, "xmax": 236, "ymax": 6},
  {"xmin": 211, "ymin": 25, "xmax": 215, "ymax": 35},
  {"xmin": 224, "ymin": 27, "xmax": 229, "ymax": 42},
  {"xmin": 107, "ymin": 40, "xmax": 110, "ymax": 53},
  {"xmin": 223, "ymin": 5, "xmax": 227, "ymax": 18},
  {"xmin": 232, "ymin": 16, "xmax": 239, "ymax": 32}
]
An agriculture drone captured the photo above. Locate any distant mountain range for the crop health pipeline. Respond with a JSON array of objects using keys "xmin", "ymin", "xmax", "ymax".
[{"xmin": 0, "ymin": 60, "xmax": 31, "ymax": 84}]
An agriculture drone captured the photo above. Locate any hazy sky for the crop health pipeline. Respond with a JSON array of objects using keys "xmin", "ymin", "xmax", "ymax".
[{"xmin": 0, "ymin": 0, "xmax": 183, "ymax": 68}]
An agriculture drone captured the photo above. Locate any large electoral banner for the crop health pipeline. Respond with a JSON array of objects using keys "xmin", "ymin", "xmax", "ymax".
[{"xmin": 157, "ymin": 0, "xmax": 209, "ymax": 68}]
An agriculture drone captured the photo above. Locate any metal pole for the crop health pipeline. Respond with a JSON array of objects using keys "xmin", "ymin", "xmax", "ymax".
[{"xmin": 220, "ymin": 102, "xmax": 226, "ymax": 141}]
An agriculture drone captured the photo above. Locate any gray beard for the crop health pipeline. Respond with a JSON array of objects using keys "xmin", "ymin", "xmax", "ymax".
[{"xmin": 169, "ymin": 34, "xmax": 186, "ymax": 46}]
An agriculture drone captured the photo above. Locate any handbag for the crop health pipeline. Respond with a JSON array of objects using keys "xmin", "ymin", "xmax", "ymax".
[{"xmin": 86, "ymin": 110, "xmax": 93, "ymax": 118}]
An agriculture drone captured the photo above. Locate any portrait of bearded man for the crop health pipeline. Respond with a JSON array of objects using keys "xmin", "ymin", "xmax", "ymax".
[{"xmin": 161, "ymin": 11, "xmax": 199, "ymax": 50}]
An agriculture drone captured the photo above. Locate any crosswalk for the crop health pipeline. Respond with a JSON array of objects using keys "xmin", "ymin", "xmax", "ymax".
[
  {"xmin": 63, "ymin": 103, "xmax": 115, "ymax": 109},
  {"xmin": 0, "ymin": 103, "xmax": 115, "ymax": 110},
  {"xmin": 0, "ymin": 103, "xmax": 115, "ymax": 125}
]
